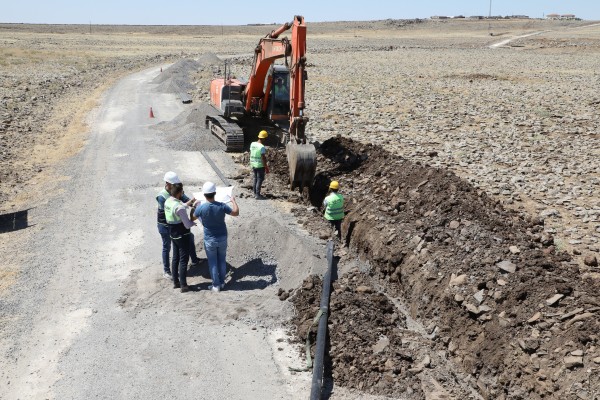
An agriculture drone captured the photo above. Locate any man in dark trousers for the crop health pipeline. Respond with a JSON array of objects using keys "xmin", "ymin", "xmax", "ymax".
[
  {"xmin": 249, "ymin": 130, "xmax": 269, "ymax": 200},
  {"xmin": 156, "ymin": 171, "xmax": 200, "ymax": 279},
  {"xmin": 164, "ymin": 184, "xmax": 196, "ymax": 293}
]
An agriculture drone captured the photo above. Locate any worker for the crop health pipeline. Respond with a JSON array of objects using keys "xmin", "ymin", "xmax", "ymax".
[
  {"xmin": 250, "ymin": 130, "xmax": 270, "ymax": 200},
  {"xmin": 323, "ymin": 181, "xmax": 344, "ymax": 240},
  {"xmin": 274, "ymin": 78, "xmax": 288, "ymax": 100},
  {"xmin": 164, "ymin": 184, "xmax": 196, "ymax": 293},
  {"xmin": 192, "ymin": 182, "xmax": 239, "ymax": 292},
  {"xmin": 156, "ymin": 171, "xmax": 201, "ymax": 280}
]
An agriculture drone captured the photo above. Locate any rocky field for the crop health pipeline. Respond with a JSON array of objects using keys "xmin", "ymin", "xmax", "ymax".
[{"xmin": 1, "ymin": 18, "xmax": 599, "ymax": 399}]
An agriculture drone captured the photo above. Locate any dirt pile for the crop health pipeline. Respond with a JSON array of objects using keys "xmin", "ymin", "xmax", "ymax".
[
  {"xmin": 266, "ymin": 137, "xmax": 600, "ymax": 399},
  {"xmin": 153, "ymin": 58, "xmax": 201, "ymax": 93}
]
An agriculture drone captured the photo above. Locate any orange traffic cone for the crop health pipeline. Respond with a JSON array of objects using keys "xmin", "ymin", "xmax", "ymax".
[{"xmin": 149, "ymin": 107, "xmax": 155, "ymax": 118}]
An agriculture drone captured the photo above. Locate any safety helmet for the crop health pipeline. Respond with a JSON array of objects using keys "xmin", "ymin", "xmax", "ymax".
[
  {"xmin": 329, "ymin": 181, "xmax": 339, "ymax": 190},
  {"xmin": 164, "ymin": 171, "xmax": 181, "ymax": 184},
  {"xmin": 258, "ymin": 130, "xmax": 268, "ymax": 139},
  {"xmin": 202, "ymin": 181, "xmax": 217, "ymax": 194}
]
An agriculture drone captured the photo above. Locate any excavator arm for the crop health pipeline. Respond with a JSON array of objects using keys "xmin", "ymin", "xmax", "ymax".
[
  {"xmin": 244, "ymin": 15, "xmax": 315, "ymax": 191},
  {"xmin": 244, "ymin": 15, "xmax": 309, "ymax": 144}
]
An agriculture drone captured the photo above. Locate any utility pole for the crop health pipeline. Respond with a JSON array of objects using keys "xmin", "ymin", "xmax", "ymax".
[{"xmin": 488, "ymin": 0, "xmax": 493, "ymax": 35}]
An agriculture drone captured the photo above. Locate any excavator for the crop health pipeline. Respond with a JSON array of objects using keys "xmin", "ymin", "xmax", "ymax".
[{"xmin": 206, "ymin": 15, "xmax": 316, "ymax": 191}]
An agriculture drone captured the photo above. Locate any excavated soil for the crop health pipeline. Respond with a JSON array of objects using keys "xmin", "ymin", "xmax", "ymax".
[{"xmin": 249, "ymin": 137, "xmax": 600, "ymax": 399}]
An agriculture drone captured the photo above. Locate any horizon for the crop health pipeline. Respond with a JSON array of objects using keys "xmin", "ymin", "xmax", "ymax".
[{"xmin": 2, "ymin": 0, "xmax": 600, "ymax": 25}]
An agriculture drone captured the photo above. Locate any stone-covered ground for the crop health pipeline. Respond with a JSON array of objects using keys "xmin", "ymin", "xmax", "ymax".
[{"xmin": 266, "ymin": 137, "xmax": 600, "ymax": 399}]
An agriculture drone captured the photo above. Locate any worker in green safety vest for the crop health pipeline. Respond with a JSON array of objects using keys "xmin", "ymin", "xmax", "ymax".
[
  {"xmin": 323, "ymin": 180, "xmax": 344, "ymax": 240},
  {"xmin": 250, "ymin": 130, "xmax": 270, "ymax": 200},
  {"xmin": 164, "ymin": 184, "xmax": 196, "ymax": 293},
  {"xmin": 156, "ymin": 171, "xmax": 200, "ymax": 280}
]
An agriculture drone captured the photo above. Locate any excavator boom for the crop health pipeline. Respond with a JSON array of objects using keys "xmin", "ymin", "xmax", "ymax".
[{"xmin": 208, "ymin": 16, "xmax": 316, "ymax": 191}]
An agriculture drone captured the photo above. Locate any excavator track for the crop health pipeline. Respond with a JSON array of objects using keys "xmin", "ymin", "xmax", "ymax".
[{"xmin": 205, "ymin": 115, "xmax": 244, "ymax": 153}]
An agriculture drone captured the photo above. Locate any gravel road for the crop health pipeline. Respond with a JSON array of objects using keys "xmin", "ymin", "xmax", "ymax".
[{"xmin": 0, "ymin": 66, "xmax": 331, "ymax": 399}]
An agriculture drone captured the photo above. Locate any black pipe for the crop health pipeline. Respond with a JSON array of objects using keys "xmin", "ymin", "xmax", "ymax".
[{"xmin": 310, "ymin": 239, "xmax": 334, "ymax": 399}]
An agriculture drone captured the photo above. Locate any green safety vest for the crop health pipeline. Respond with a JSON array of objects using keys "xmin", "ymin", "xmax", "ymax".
[
  {"xmin": 250, "ymin": 142, "xmax": 265, "ymax": 168},
  {"xmin": 164, "ymin": 197, "xmax": 182, "ymax": 224},
  {"xmin": 156, "ymin": 188, "xmax": 170, "ymax": 225},
  {"xmin": 324, "ymin": 192, "xmax": 344, "ymax": 221}
]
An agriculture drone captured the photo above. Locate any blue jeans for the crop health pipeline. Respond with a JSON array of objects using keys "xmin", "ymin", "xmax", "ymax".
[
  {"xmin": 172, "ymin": 234, "xmax": 191, "ymax": 287},
  {"xmin": 253, "ymin": 167, "xmax": 265, "ymax": 196},
  {"xmin": 204, "ymin": 238, "xmax": 227, "ymax": 287},
  {"xmin": 158, "ymin": 224, "xmax": 171, "ymax": 273},
  {"xmin": 159, "ymin": 224, "xmax": 199, "ymax": 273}
]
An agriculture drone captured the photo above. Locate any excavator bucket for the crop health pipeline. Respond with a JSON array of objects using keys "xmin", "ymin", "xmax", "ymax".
[{"xmin": 286, "ymin": 143, "xmax": 316, "ymax": 191}]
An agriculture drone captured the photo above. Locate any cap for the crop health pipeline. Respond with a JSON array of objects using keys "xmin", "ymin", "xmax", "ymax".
[
  {"xmin": 202, "ymin": 181, "xmax": 217, "ymax": 194},
  {"xmin": 164, "ymin": 171, "xmax": 181, "ymax": 184},
  {"xmin": 258, "ymin": 130, "xmax": 268, "ymax": 139}
]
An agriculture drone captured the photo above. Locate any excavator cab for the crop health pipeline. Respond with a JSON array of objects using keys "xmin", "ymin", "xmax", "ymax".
[{"xmin": 266, "ymin": 66, "xmax": 290, "ymax": 124}]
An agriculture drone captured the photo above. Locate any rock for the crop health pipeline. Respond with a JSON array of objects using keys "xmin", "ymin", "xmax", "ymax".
[
  {"xmin": 545, "ymin": 294, "xmax": 564, "ymax": 306},
  {"xmin": 564, "ymin": 355, "xmax": 584, "ymax": 369},
  {"xmin": 279, "ymin": 291, "xmax": 290, "ymax": 301},
  {"xmin": 497, "ymin": 260, "xmax": 516, "ymax": 273},
  {"xmin": 384, "ymin": 358, "xmax": 395, "ymax": 371},
  {"xmin": 454, "ymin": 294, "xmax": 464, "ymax": 303},
  {"xmin": 584, "ymin": 255, "xmax": 598, "ymax": 267},
  {"xmin": 565, "ymin": 312, "xmax": 594, "ymax": 328},
  {"xmin": 448, "ymin": 273, "xmax": 467, "ymax": 286},
  {"xmin": 570, "ymin": 349, "xmax": 584, "ymax": 356},
  {"xmin": 518, "ymin": 338, "xmax": 540, "ymax": 353},
  {"xmin": 559, "ymin": 307, "xmax": 584, "ymax": 320},
  {"xmin": 449, "ymin": 220, "xmax": 460, "ymax": 229},
  {"xmin": 473, "ymin": 289, "xmax": 485, "ymax": 304},
  {"xmin": 509, "ymin": 246, "xmax": 520, "ymax": 254},
  {"xmin": 593, "ymin": 357, "xmax": 600, "ymax": 364},
  {"xmin": 372, "ymin": 336, "xmax": 390, "ymax": 354},
  {"xmin": 540, "ymin": 208, "xmax": 560, "ymax": 218},
  {"xmin": 356, "ymin": 285, "xmax": 373, "ymax": 294},
  {"xmin": 465, "ymin": 303, "xmax": 480, "ymax": 315},
  {"xmin": 527, "ymin": 312, "xmax": 542, "ymax": 323}
]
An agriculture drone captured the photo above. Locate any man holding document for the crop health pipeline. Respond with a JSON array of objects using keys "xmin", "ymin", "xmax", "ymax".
[{"xmin": 192, "ymin": 182, "xmax": 239, "ymax": 292}]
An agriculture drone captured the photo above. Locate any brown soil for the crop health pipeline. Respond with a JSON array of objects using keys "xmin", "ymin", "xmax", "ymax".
[{"xmin": 251, "ymin": 137, "xmax": 600, "ymax": 399}]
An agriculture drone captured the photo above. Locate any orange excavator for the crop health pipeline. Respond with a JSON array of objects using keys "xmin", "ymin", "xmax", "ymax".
[{"xmin": 206, "ymin": 15, "xmax": 316, "ymax": 191}]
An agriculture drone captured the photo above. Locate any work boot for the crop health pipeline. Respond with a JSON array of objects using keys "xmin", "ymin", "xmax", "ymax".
[
  {"xmin": 255, "ymin": 194, "xmax": 266, "ymax": 200},
  {"xmin": 180, "ymin": 285, "xmax": 190, "ymax": 293},
  {"xmin": 173, "ymin": 282, "xmax": 181, "ymax": 289}
]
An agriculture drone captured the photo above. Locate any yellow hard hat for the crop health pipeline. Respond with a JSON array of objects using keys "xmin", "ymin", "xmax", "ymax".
[
  {"xmin": 258, "ymin": 130, "xmax": 268, "ymax": 139},
  {"xmin": 329, "ymin": 181, "xmax": 339, "ymax": 190}
]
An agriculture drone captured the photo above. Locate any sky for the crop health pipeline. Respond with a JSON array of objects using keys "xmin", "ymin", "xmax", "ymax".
[{"xmin": 1, "ymin": 0, "xmax": 599, "ymax": 25}]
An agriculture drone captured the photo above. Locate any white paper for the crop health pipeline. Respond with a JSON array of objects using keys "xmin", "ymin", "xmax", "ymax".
[{"xmin": 193, "ymin": 186, "xmax": 234, "ymax": 205}]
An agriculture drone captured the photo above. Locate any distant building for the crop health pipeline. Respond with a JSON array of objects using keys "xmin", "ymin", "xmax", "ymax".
[
  {"xmin": 468, "ymin": 16, "xmax": 484, "ymax": 20},
  {"xmin": 430, "ymin": 16, "xmax": 450, "ymax": 20},
  {"xmin": 509, "ymin": 15, "xmax": 529, "ymax": 19},
  {"xmin": 546, "ymin": 13, "xmax": 561, "ymax": 20},
  {"xmin": 562, "ymin": 14, "xmax": 576, "ymax": 20},
  {"xmin": 453, "ymin": 15, "xmax": 465, "ymax": 19}
]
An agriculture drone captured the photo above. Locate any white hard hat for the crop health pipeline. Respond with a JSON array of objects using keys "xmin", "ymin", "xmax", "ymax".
[
  {"xmin": 202, "ymin": 181, "xmax": 217, "ymax": 194},
  {"xmin": 164, "ymin": 171, "xmax": 181, "ymax": 184}
]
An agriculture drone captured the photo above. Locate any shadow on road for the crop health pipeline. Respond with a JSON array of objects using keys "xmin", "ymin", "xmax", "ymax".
[
  {"xmin": 186, "ymin": 258, "xmax": 277, "ymax": 291},
  {"xmin": 229, "ymin": 258, "xmax": 277, "ymax": 291}
]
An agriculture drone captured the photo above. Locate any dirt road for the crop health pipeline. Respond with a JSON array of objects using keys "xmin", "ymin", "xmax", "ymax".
[{"xmin": 0, "ymin": 66, "xmax": 331, "ymax": 399}]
